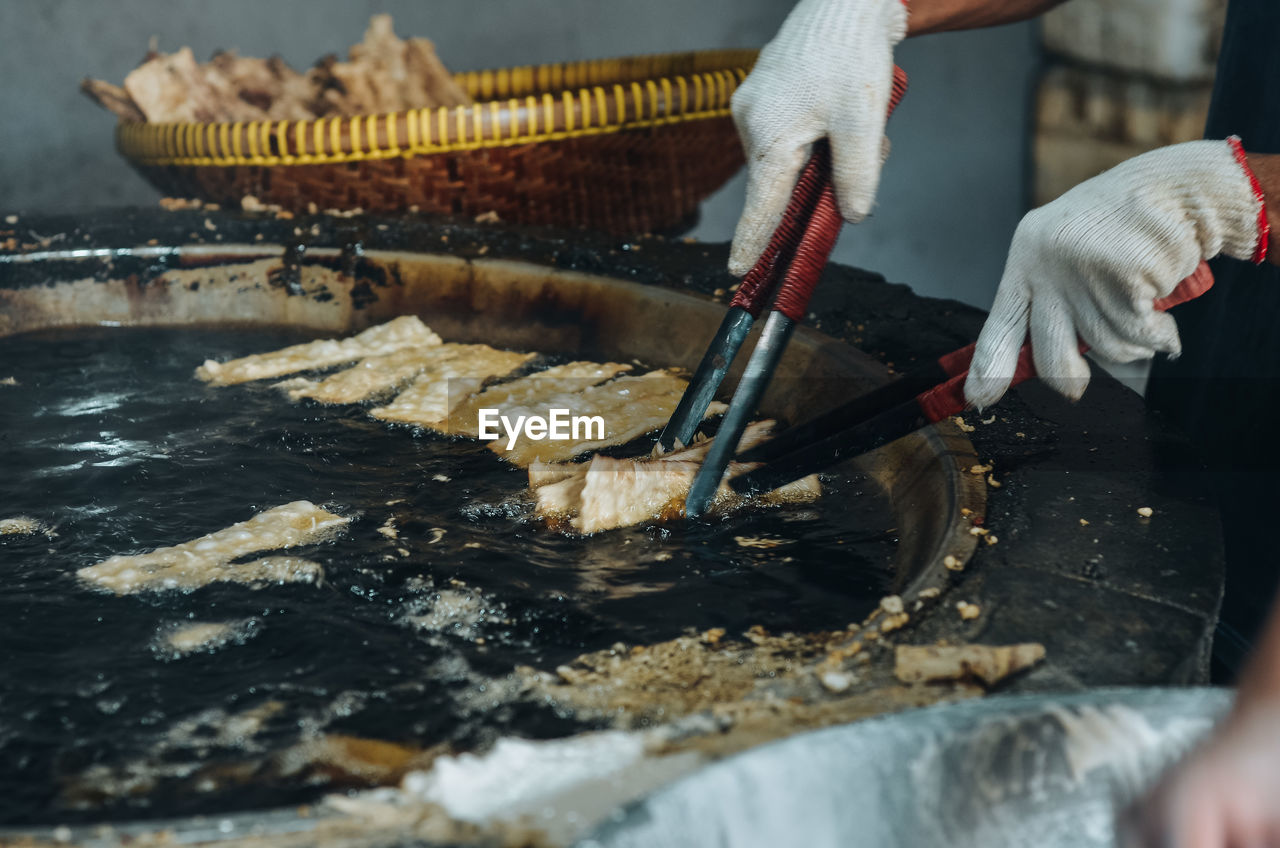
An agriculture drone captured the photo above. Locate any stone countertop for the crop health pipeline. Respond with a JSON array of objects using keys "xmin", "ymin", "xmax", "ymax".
[{"xmin": 0, "ymin": 207, "xmax": 1225, "ymax": 688}]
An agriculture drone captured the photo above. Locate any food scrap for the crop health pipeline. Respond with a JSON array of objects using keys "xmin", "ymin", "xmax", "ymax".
[{"xmin": 893, "ymin": 643, "xmax": 1045, "ymax": 687}]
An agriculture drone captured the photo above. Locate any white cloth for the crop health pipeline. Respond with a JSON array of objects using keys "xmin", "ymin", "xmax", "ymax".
[
  {"xmin": 964, "ymin": 139, "xmax": 1265, "ymax": 408},
  {"xmin": 728, "ymin": 0, "xmax": 908, "ymax": 276}
]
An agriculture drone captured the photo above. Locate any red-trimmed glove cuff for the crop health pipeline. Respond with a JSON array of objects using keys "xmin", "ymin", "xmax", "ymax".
[{"xmin": 1227, "ymin": 135, "xmax": 1271, "ymax": 264}]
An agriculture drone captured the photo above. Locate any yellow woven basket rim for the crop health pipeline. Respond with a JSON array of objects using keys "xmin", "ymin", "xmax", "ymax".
[{"xmin": 116, "ymin": 48, "xmax": 759, "ymax": 168}]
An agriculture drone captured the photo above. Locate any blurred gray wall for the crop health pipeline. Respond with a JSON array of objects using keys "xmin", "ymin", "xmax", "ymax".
[{"xmin": 0, "ymin": 0, "xmax": 1039, "ymax": 308}]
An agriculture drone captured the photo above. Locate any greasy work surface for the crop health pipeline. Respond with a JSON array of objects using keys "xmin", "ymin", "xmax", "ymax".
[{"xmin": 0, "ymin": 325, "xmax": 897, "ymax": 825}]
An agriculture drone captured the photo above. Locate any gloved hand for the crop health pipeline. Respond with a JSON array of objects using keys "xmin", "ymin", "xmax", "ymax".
[
  {"xmin": 964, "ymin": 138, "xmax": 1268, "ymax": 409},
  {"xmin": 1119, "ymin": 700, "xmax": 1280, "ymax": 848},
  {"xmin": 728, "ymin": 0, "xmax": 908, "ymax": 276}
]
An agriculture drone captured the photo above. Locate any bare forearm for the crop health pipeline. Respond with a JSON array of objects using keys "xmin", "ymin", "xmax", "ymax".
[
  {"xmin": 906, "ymin": 0, "xmax": 1070, "ymax": 36},
  {"xmin": 1245, "ymin": 153, "xmax": 1280, "ymax": 267},
  {"xmin": 1236, "ymin": 589, "xmax": 1280, "ymax": 713}
]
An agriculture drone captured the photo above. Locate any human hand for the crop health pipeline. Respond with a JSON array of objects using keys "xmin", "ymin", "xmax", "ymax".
[
  {"xmin": 1120, "ymin": 700, "xmax": 1280, "ymax": 848},
  {"xmin": 728, "ymin": 0, "xmax": 908, "ymax": 276},
  {"xmin": 964, "ymin": 138, "xmax": 1268, "ymax": 409}
]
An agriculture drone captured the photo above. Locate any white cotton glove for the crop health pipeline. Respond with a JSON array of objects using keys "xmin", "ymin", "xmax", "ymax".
[
  {"xmin": 728, "ymin": 0, "xmax": 908, "ymax": 276},
  {"xmin": 965, "ymin": 139, "xmax": 1267, "ymax": 409}
]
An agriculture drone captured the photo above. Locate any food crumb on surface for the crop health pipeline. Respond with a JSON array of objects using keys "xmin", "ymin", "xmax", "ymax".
[
  {"xmin": 984, "ymin": 534, "xmax": 998, "ymax": 546},
  {"xmin": 943, "ymin": 555, "xmax": 963, "ymax": 571},
  {"xmin": 0, "ymin": 376, "xmax": 17, "ymax": 386},
  {"xmin": 819, "ymin": 670, "xmax": 856, "ymax": 693},
  {"xmin": 880, "ymin": 612, "xmax": 910, "ymax": 633},
  {"xmin": 986, "ymin": 474, "xmax": 1001, "ymax": 489},
  {"xmin": 952, "ymin": 416, "xmax": 976, "ymax": 433},
  {"xmin": 968, "ymin": 526, "xmax": 989, "ymax": 537},
  {"xmin": 1079, "ymin": 518, "xmax": 1090, "ymax": 526},
  {"xmin": 918, "ymin": 586, "xmax": 941, "ymax": 600},
  {"xmin": 969, "ymin": 463, "xmax": 993, "ymax": 475},
  {"xmin": 956, "ymin": 601, "xmax": 981, "ymax": 620},
  {"xmin": 1137, "ymin": 507, "xmax": 1154, "ymax": 518},
  {"xmin": 879, "ymin": 595, "xmax": 904, "ymax": 616},
  {"xmin": 981, "ymin": 415, "xmax": 996, "ymax": 425},
  {"xmin": 159, "ymin": 196, "xmax": 202, "ymax": 211},
  {"xmin": 3, "ymin": 214, "xmax": 17, "ymax": 224}
]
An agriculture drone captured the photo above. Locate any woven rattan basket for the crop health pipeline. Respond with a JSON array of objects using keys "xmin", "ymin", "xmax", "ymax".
[{"xmin": 115, "ymin": 49, "xmax": 757, "ymax": 234}]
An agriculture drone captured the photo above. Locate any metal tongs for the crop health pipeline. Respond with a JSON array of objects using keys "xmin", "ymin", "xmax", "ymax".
[{"xmin": 662, "ymin": 69, "xmax": 909, "ymax": 517}]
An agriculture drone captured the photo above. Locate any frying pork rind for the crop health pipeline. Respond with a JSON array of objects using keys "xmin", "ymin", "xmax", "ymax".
[
  {"xmin": 494, "ymin": 371, "xmax": 727, "ymax": 468},
  {"xmin": 281, "ymin": 343, "xmax": 457, "ymax": 404},
  {"xmin": 77, "ymin": 501, "xmax": 346, "ymax": 595},
  {"xmin": 530, "ymin": 421, "xmax": 821, "ymax": 533},
  {"xmin": 0, "ymin": 516, "xmax": 46, "ymax": 536},
  {"xmin": 195, "ymin": 316, "xmax": 440, "ymax": 386},
  {"xmin": 367, "ymin": 346, "xmax": 537, "ymax": 427}
]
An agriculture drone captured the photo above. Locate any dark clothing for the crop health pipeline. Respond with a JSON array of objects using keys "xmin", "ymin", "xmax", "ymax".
[{"xmin": 1145, "ymin": 0, "xmax": 1280, "ymax": 671}]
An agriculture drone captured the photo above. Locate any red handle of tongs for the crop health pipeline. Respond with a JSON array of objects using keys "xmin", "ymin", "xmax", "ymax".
[
  {"xmin": 916, "ymin": 260, "xmax": 1216, "ymax": 422},
  {"xmin": 729, "ymin": 66, "xmax": 911, "ymax": 318}
]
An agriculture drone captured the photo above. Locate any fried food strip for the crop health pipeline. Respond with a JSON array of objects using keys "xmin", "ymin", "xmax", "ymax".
[
  {"xmin": 0, "ymin": 516, "xmax": 45, "ymax": 536},
  {"xmin": 530, "ymin": 421, "xmax": 821, "ymax": 533},
  {"xmin": 280, "ymin": 343, "xmax": 460, "ymax": 404},
  {"xmin": 443, "ymin": 361, "xmax": 634, "ymax": 437},
  {"xmin": 195, "ymin": 316, "xmax": 441, "ymax": 385},
  {"xmin": 77, "ymin": 502, "xmax": 346, "ymax": 595},
  {"xmin": 494, "ymin": 371, "xmax": 726, "ymax": 467},
  {"xmin": 368, "ymin": 346, "xmax": 536, "ymax": 427}
]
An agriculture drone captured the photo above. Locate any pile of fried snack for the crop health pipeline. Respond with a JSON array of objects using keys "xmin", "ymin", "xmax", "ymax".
[{"xmin": 82, "ymin": 14, "xmax": 472, "ymax": 123}]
